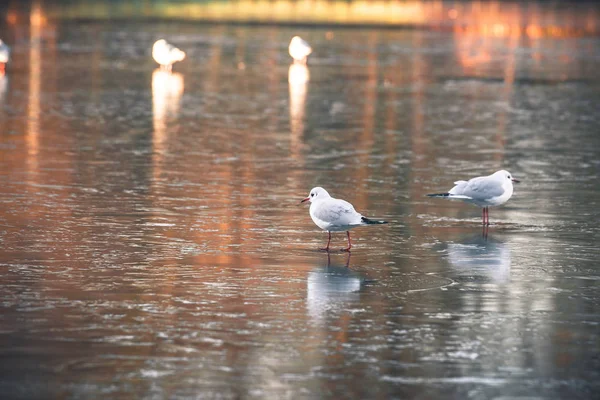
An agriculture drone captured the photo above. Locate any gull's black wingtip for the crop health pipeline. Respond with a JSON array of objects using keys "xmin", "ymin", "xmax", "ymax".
[
  {"xmin": 361, "ymin": 217, "xmax": 388, "ymax": 225},
  {"xmin": 426, "ymin": 193, "xmax": 450, "ymax": 198}
]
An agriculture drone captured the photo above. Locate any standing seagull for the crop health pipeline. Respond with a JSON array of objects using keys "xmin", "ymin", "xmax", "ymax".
[
  {"xmin": 152, "ymin": 39, "xmax": 186, "ymax": 72},
  {"xmin": 427, "ymin": 170, "xmax": 520, "ymax": 225},
  {"xmin": 0, "ymin": 39, "xmax": 10, "ymax": 74},
  {"xmin": 301, "ymin": 187, "xmax": 387, "ymax": 251},
  {"xmin": 289, "ymin": 36, "xmax": 312, "ymax": 65}
]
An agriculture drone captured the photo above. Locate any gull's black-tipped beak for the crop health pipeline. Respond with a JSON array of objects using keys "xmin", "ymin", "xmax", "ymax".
[
  {"xmin": 511, "ymin": 178, "xmax": 520, "ymax": 183},
  {"xmin": 300, "ymin": 197, "xmax": 310, "ymax": 204}
]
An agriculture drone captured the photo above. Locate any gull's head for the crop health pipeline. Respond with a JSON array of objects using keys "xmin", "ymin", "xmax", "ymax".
[
  {"xmin": 301, "ymin": 187, "xmax": 330, "ymax": 204},
  {"xmin": 153, "ymin": 39, "xmax": 166, "ymax": 49},
  {"xmin": 495, "ymin": 170, "xmax": 520, "ymax": 184},
  {"xmin": 290, "ymin": 36, "xmax": 304, "ymax": 47}
]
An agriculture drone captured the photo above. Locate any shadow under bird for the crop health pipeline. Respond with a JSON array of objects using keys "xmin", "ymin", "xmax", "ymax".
[
  {"xmin": 0, "ymin": 39, "xmax": 10, "ymax": 74},
  {"xmin": 152, "ymin": 39, "xmax": 186, "ymax": 72},
  {"xmin": 301, "ymin": 187, "xmax": 387, "ymax": 252},
  {"xmin": 427, "ymin": 170, "xmax": 520, "ymax": 225},
  {"xmin": 289, "ymin": 36, "xmax": 312, "ymax": 65}
]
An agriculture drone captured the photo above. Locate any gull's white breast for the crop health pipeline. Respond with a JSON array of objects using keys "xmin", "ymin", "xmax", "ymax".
[{"xmin": 483, "ymin": 181, "xmax": 513, "ymax": 207}]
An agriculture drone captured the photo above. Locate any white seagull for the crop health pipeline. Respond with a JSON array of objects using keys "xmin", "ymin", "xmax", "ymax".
[
  {"xmin": 289, "ymin": 36, "xmax": 312, "ymax": 65},
  {"xmin": 427, "ymin": 170, "xmax": 520, "ymax": 225},
  {"xmin": 301, "ymin": 187, "xmax": 387, "ymax": 251},
  {"xmin": 152, "ymin": 39, "xmax": 186, "ymax": 72},
  {"xmin": 0, "ymin": 39, "xmax": 10, "ymax": 74}
]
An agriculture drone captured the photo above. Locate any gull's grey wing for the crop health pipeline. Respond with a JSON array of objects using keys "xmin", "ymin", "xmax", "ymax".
[
  {"xmin": 299, "ymin": 38, "xmax": 312, "ymax": 52},
  {"xmin": 166, "ymin": 43, "xmax": 177, "ymax": 54},
  {"xmin": 461, "ymin": 176, "xmax": 504, "ymax": 200},
  {"xmin": 449, "ymin": 180, "xmax": 469, "ymax": 196},
  {"xmin": 313, "ymin": 198, "xmax": 362, "ymax": 226}
]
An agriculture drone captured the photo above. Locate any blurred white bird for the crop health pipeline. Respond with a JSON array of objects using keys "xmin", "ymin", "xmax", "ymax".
[
  {"xmin": 152, "ymin": 39, "xmax": 186, "ymax": 72},
  {"xmin": 289, "ymin": 36, "xmax": 312, "ymax": 64},
  {"xmin": 301, "ymin": 187, "xmax": 387, "ymax": 252},
  {"xmin": 0, "ymin": 39, "xmax": 10, "ymax": 74},
  {"xmin": 427, "ymin": 170, "xmax": 520, "ymax": 225}
]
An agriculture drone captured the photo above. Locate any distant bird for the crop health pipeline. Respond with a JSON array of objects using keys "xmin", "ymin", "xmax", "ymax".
[
  {"xmin": 0, "ymin": 39, "xmax": 10, "ymax": 74},
  {"xmin": 301, "ymin": 187, "xmax": 388, "ymax": 252},
  {"xmin": 427, "ymin": 170, "xmax": 520, "ymax": 225},
  {"xmin": 152, "ymin": 39, "xmax": 186, "ymax": 72},
  {"xmin": 288, "ymin": 36, "xmax": 312, "ymax": 65}
]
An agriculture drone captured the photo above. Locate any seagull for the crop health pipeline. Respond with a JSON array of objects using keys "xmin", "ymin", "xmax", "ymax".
[
  {"xmin": 427, "ymin": 170, "xmax": 520, "ymax": 225},
  {"xmin": 301, "ymin": 187, "xmax": 387, "ymax": 251},
  {"xmin": 289, "ymin": 36, "xmax": 312, "ymax": 65},
  {"xmin": 0, "ymin": 39, "xmax": 10, "ymax": 74},
  {"xmin": 152, "ymin": 39, "xmax": 186, "ymax": 72}
]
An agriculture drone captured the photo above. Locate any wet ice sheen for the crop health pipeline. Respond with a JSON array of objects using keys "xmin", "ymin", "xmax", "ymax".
[{"xmin": 1, "ymin": 18, "xmax": 600, "ymax": 400}]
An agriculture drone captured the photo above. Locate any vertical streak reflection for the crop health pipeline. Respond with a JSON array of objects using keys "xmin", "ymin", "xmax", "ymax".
[
  {"xmin": 151, "ymin": 69, "xmax": 184, "ymax": 169},
  {"xmin": 408, "ymin": 31, "xmax": 428, "ymax": 234},
  {"xmin": 288, "ymin": 63, "xmax": 309, "ymax": 157},
  {"xmin": 356, "ymin": 32, "xmax": 378, "ymax": 208},
  {"xmin": 0, "ymin": 72, "xmax": 6, "ymax": 106},
  {"xmin": 27, "ymin": 1, "xmax": 42, "ymax": 172},
  {"xmin": 151, "ymin": 69, "xmax": 184, "ymax": 262},
  {"xmin": 494, "ymin": 29, "xmax": 520, "ymax": 164}
]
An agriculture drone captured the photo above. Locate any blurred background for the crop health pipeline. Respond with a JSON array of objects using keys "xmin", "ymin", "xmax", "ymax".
[
  {"xmin": 0, "ymin": 1, "xmax": 599, "ymax": 399},
  {"xmin": 2, "ymin": 0, "xmax": 599, "ymax": 33}
]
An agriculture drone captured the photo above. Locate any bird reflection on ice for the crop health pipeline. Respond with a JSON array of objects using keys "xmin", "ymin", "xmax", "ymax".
[
  {"xmin": 306, "ymin": 253, "xmax": 365, "ymax": 324},
  {"xmin": 288, "ymin": 63, "xmax": 310, "ymax": 85},
  {"xmin": 0, "ymin": 74, "xmax": 7, "ymax": 104},
  {"xmin": 152, "ymin": 69, "xmax": 184, "ymax": 149},
  {"xmin": 446, "ymin": 232, "xmax": 511, "ymax": 284},
  {"xmin": 288, "ymin": 64, "xmax": 309, "ymax": 153}
]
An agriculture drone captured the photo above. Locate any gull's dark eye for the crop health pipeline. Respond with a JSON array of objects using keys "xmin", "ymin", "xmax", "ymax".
[{"xmin": 311, "ymin": 193, "xmax": 314, "ymax": 197}]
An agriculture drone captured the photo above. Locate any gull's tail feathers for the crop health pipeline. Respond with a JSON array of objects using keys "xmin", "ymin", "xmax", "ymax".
[{"xmin": 361, "ymin": 217, "xmax": 388, "ymax": 225}]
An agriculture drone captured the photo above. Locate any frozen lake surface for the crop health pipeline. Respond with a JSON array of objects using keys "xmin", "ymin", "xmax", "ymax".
[{"xmin": 0, "ymin": 20, "xmax": 599, "ymax": 399}]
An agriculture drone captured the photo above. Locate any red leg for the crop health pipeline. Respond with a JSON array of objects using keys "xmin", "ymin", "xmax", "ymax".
[
  {"xmin": 482, "ymin": 208, "xmax": 486, "ymax": 225},
  {"xmin": 486, "ymin": 207, "xmax": 490, "ymax": 226},
  {"xmin": 320, "ymin": 231, "xmax": 331, "ymax": 251},
  {"xmin": 342, "ymin": 231, "xmax": 352, "ymax": 252}
]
